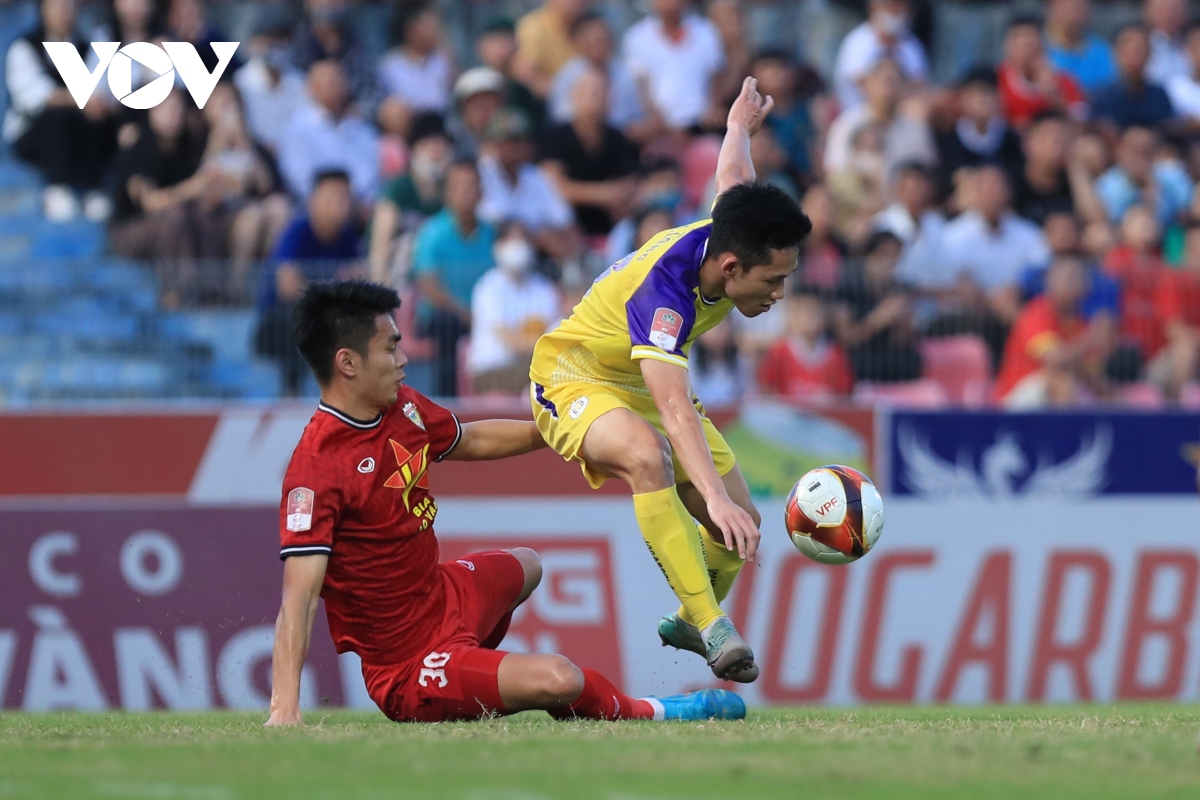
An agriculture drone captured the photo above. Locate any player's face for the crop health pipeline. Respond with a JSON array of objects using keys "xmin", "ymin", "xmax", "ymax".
[
  {"xmin": 362, "ymin": 314, "xmax": 407, "ymax": 408},
  {"xmin": 724, "ymin": 248, "xmax": 798, "ymax": 317}
]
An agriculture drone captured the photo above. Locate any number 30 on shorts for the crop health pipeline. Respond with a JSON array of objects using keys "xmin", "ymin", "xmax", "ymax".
[{"xmin": 418, "ymin": 651, "xmax": 451, "ymax": 688}]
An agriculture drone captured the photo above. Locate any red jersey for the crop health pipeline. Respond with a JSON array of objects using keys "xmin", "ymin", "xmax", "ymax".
[
  {"xmin": 278, "ymin": 388, "xmax": 462, "ymax": 664},
  {"xmin": 1156, "ymin": 269, "xmax": 1200, "ymax": 330},
  {"xmin": 994, "ymin": 296, "xmax": 1085, "ymax": 400},
  {"xmin": 757, "ymin": 337, "xmax": 854, "ymax": 400},
  {"xmin": 1103, "ymin": 247, "xmax": 1167, "ymax": 357},
  {"xmin": 997, "ymin": 63, "xmax": 1086, "ymax": 127}
]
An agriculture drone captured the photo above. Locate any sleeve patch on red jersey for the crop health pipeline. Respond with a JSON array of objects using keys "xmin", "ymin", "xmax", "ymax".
[
  {"xmin": 649, "ymin": 307, "xmax": 683, "ymax": 351},
  {"xmin": 286, "ymin": 487, "xmax": 315, "ymax": 532}
]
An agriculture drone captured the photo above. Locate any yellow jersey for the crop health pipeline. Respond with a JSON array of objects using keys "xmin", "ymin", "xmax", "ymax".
[{"xmin": 530, "ymin": 220, "xmax": 734, "ymax": 394}]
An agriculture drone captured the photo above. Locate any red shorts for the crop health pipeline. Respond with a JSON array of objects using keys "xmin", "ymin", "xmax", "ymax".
[{"xmin": 360, "ymin": 550, "xmax": 526, "ymax": 723}]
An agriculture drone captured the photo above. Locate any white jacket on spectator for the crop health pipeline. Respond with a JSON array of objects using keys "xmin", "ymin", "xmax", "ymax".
[
  {"xmin": 621, "ymin": 12, "xmax": 723, "ymax": 130},
  {"xmin": 477, "ymin": 154, "xmax": 573, "ymax": 233},
  {"xmin": 278, "ymin": 101, "xmax": 380, "ymax": 201},
  {"xmin": 468, "ymin": 266, "xmax": 560, "ymax": 374},
  {"xmin": 934, "ymin": 210, "xmax": 1050, "ymax": 290},
  {"xmin": 833, "ymin": 21, "xmax": 928, "ymax": 111},
  {"xmin": 234, "ymin": 57, "xmax": 309, "ymax": 153}
]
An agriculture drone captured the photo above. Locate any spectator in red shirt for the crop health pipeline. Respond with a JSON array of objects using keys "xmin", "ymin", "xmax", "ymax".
[
  {"xmin": 998, "ymin": 15, "xmax": 1087, "ymax": 129},
  {"xmin": 995, "ymin": 254, "xmax": 1091, "ymax": 408},
  {"xmin": 1103, "ymin": 204, "xmax": 1168, "ymax": 364},
  {"xmin": 758, "ymin": 288, "xmax": 854, "ymax": 402},
  {"xmin": 1154, "ymin": 221, "xmax": 1200, "ymax": 398}
]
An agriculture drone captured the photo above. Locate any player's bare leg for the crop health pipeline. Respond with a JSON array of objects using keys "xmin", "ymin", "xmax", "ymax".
[
  {"xmin": 505, "ymin": 546, "xmax": 543, "ymax": 609},
  {"xmin": 580, "ymin": 408, "xmax": 756, "ymax": 682},
  {"xmin": 663, "ymin": 465, "xmax": 761, "ymax": 681}
]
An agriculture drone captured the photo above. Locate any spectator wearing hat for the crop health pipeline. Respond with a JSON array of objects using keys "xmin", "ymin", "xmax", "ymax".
[
  {"xmin": 833, "ymin": 0, "xmax": 928, "ymax": 111},
  {"xmin": 448, "ymin": 66, "xmax": 505, "ymax": 160},
  {"xmin": 514, "ymin": 0, "xmax": 586, "ymax": 98},
  {"xmin": 478, "ymin": 107, "xmax": 578, "ymax": 262},
  {"xmin": 279, "ymin": 60, "xmax": 380, "ymax": 209},
  {"xmin": 1091, "ymin": 23, "xmax": 1177, "ymax": 131},
  {"xmin": 540, "ymin": 68, "xmax": 639, "ymax": 239},
  {"xmin": 936, "ymin": 68, "xmax": 1024, "ymax": 194},
  {"xmin": 549, "ymin": 12, "xmax": 649, "ymax": 142},
  {"xmin": 476, "ymin": 17, "xmax": 545, "ymax": 129},
  {"xmin": 998, "ymin": 15, "xmax": 1088, "ymax": 130},
  {"xmin": 1044, "ymin": 0, "xmax": 1116, "ymax": 96},
  {"xmin": 369, "ymin": 113, "xmax": 451, "ymax": 285},
  {"xmin": 411, "ymin": 159, "xmax": 497, "ymax": 397},
  {"xmin": 234, "ymin": 14, "xmax": 308, "ymax": 156}
]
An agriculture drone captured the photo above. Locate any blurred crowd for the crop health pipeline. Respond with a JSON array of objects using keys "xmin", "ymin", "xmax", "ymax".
[{"xmin": 7, "ymin": 0, "xmax": 1200, "ymax": 405}]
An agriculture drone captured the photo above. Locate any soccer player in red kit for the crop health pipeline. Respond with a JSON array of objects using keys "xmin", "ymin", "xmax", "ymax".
[{"xmin": 266, "ymin": 280, "xmax": 744, "ymax": 725}]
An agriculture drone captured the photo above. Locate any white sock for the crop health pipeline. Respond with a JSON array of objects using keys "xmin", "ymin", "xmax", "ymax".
[{"xmin": 643, "ymin": 697, "xmax": 665, "ymax": 721}]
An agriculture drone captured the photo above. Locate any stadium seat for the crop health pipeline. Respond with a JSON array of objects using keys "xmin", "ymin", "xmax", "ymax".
[
  {"xmin": 681, "ymin": 136, "xmax": 721, "ymax": 211},
  {"xmin": 1117, "ymin": 382, "xmax": 1165, "ymax": 409},
  {"xmin": 853, "ymin": 379, "xmax": 949, "ymax": 409},
  {"xmin": 32, "ymin": 220, "xmax": 104, "ymax": 258},
  {"xmin": 920, "ymin": 335, "xmax": 992, "ymax": 407}
]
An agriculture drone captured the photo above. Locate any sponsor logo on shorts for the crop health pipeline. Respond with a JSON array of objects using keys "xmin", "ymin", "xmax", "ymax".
[
  {"xmin": 285, "ymin": 487, "xmax": 314, "ymax": 532},
  {"xmin": 569, "ymin": 397, "xmax": 589, "ymax": 420},
  {"xmin": 649, "ymin": 307, "xmax": 683, "ymax": 352}
]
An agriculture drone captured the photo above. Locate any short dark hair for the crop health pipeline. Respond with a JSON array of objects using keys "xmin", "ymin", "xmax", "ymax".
[
  {"xmin": 407, "ymin": 111, "xmax": 447, "ymax": 148},
  {"xmin": 293, "ymin": 280, "xmax": 401, "ymax": 385},
  {"xmin": 570, "ymin": 10, "xmax": 606, "ymax": 38},
  {"xmin": 1114, "ymin": 21, "xmax": 1149, "ymax": 42},
  {"xmin": 958, "ymin": 65, "xmax": 998, "ymax": 91},
  {"xmin": 313, "ymin": 168, "xmax": 351, "ymax": 189},
  {"xmin": 864, "ymin": 229, "xmax": 902, "ymax": 256},
  {"xmin": 709, "ymin": 182, "xmax": 812, "ymax": 269},
  {"xmin": 1006, "ymin": 13, "xmax": 1042, "ymax": 32}
]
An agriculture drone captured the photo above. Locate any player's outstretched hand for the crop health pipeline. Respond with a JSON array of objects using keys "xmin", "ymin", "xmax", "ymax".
[
  {"xmin": 265, "ymin": 708, "xmax": 303, "ymax": 727},
  {"xmin": 706, "ymin": 494, "xmax": 761, "ymax": 562},
  {"xmin": 727, "ymin": 76, "xmax": 774, "ymax": 137}
]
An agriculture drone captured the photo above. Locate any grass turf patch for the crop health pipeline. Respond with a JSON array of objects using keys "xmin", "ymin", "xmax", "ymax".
[{"xmin": 1, "ymin": 706, "xmax": 1199, "ymax": 799}]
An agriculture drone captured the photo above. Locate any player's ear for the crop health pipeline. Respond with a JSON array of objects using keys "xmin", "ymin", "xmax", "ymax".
[
  {"xmin": 333, "ymin": 347, "xmax": 357, "ymax": 379},
  {"xmin": 719, "ymin": 254, "xmax": 740, "ymax": 278}
]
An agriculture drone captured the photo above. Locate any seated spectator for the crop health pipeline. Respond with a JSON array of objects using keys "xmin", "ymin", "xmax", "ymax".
[
  {"xmin": 200, "ymin": 83, "xmax": 293, "ymax": 301},
  {"xmin": 377, "ymin": 2, "xmax": 454, "ymax": 137},
  {"xmin": 689, "ymin": 318, "xmax": 743, "ymax": 406},
  {"xmin": 1155, "ymin": 221, "xmax": 1200, "ymax": 399},
  {"xmin": 931, "ymin": 165, "xmax": 1051, "ymax": 363},
  {"xmin": 368, "ymin": 113, "xmax": 451, "ymax": 285},
  {"xmin": 833, "ymin": 0, "xmax": 928, "ymax": 111},
  {"xmin": 1094, "ymin": 126, "xmax": 1192, "ymax": 227},
  {"xmin": 475, "ymin": 18, "xmax": 545, "ymax": 130},
  {"xmin": 1164, "ymin": 20, "xmax": 1200, "ymax": 122},
  {"xmin": 751, "ymin": 49, "xmax": 817, "ymax": 178},
  {"xmin": 289, "ymin": 0, "xmax": 374, "ymax": 106},
  {"xmin": 540, "ymin": 68, "xmax": 639, "ymax": 239},
  {"xmin": 96, "ymin": 0, "xmax": 165, "ymax": 116},
  {"xmin": 796, "ymin": 184, "xmax": 846, "ymax": 290},
  {"xmin": 478, "ymin": 108, "xmax": 578, "ymax": 262},
  {"xmin": 514, "ymin": 0, "xmax": 585, "ymax": 98},
  {"xmin": 256, "ymin": 169, "xmax": 363, "ymax": 395},
  {"xmin": 1144, "ymin": 0, "xmax": 1190, "ymax": 85},
  {"xmin": 234, "ymin": 14, "xmax": 308, "ymax": 156},
  {"xmin": 828, "ymin": 123, "xmax": 889, "ymax": 247},
  {"xmin": 998, "ymin": 15, "xmax": 1088, "ymax": 128},
  {"xmin": 1011, "ymin": 112, "xmax": 1106, "ymax": 226},
  {"xmin": 550, "ymin": 12, "xmax": 647, "ymax": 140},
  {"xmin": 5, "ymin": 0, "xmax": 117, "ymax": 221},
  {"xmin": 824, "ymin": 58, "xmax": 937, "ymax": 187},
  {"xmin": 603, "ymin": 158, "xmax": 685, "ymax": 264},
  {"xmin": 706, "ymin": 0, "xmax": 752, "ymax": 121},
  {"xmin": 758, "ymin": 288, "xmax": 854, "ymax": 402},
  {"xmin": 411, "ymin": 160, "xmax": 497, "ymax": 397},
  {"xmin": 936, "ymin": 68, "xmax": 1024, "ymax": 193},
  {"xmin": 833, "ymin": 231, "xmax": 923, "ymax": 383},
  {"xmin": 166, "ymin": 0, "xmax": 242, "ymax": 77},
  {"xmin": 448, "ymin": 67, "xmax": 506, "ymax": 160},
  {"xmin": 749, "ymin": 125, "xmax": 800, "ymax": 201},
  {"xmin": 995, "ymin": 255, "xmax": 1095, "ymax": 408},
  {"xmin": 622, "ymin": 0, "xmax": 725, "ymax": 135},
  {"xmin": 279, "ymin": 60, "xmax": 380, "ymax": 209},
  {"xmin": 1091, "ymin": 23, "xmax": 1176, "ymax": 131},
  {"xmin": 1104, "ymin": 204, "xmax": 1169, "ymax": 370},
  {"xmin": 875, "ymin": 161, "xmax": 946, "ymax": 291},
  {"xmin": 1044, "ymin": 0, "xmax": 1117, "ymax": 96},
  {"xmin": 468, "ymin": 222, "xmax": 560, "ymax": 394}
]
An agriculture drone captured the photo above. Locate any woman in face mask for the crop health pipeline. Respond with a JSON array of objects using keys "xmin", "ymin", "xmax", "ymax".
[{"xmin": 466, "ymin": 221, "xmax": 562, "ymax": 395}]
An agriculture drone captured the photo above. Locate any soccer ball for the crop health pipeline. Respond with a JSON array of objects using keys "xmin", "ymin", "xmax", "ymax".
[{"xmin": 785, "ymin": 465, "xmax": 884, "ymax": 565}]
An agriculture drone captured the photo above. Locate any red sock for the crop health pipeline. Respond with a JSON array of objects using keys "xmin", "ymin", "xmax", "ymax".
[
  {"xmin": 480, "ymin": 610, "xmax": 513, "ymax": 650},
  {"xmin": 548, "ymin": 668, "xmax": 654, "ymax": 721}
]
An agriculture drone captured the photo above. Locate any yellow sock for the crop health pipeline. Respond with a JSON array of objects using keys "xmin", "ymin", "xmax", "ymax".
[
  {"xmin": 632, "ymin": 487, "xmax": 724, "ymax": 630},
  {"xmin": 678, "ymin": 526, "xmax": 745, "ymax": 628}
]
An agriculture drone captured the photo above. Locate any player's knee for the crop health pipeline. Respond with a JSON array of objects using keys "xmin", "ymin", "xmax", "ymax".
[
  {"xmin": 623, "ymin": 433, "xmax": 674, "ymax": 490},
  {"xmin": 508, "ymin": 547, "xmax": 542, "ymax": 592},
  {"xmin": 539, "ymin": 656, "xmax": 584, "ymax": 704}
]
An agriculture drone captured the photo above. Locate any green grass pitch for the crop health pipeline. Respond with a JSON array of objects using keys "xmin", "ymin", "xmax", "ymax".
[{"xmin": 2, "ymin": 706, "xmax": 1200, "ymax": 799}]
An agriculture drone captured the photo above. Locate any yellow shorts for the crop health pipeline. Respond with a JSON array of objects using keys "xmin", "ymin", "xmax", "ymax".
[{"xmin": 530, "ymin": 380, "xmax": 736, "ymax": 489}]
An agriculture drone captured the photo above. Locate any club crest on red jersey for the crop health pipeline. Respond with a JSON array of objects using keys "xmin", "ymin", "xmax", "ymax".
[
  {"xmin": 403, "ymin": 401, "xmax": 425, "ymax": 430},
  {"xmin": 650, "ymin": 307, "xmax": 683, "ymax": 351}
]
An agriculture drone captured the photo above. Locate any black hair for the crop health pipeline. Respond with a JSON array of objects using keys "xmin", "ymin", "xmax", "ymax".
[
  {"xmin": 1114, "ymin": 21, "xmax": 1149, "ymax": 42},
  {"xmin": 312, "ymin": 167, "xmax": 351, "ymax": 189},
  {"xmin": 480, "ymin": 16, "xmax": 515, "ymax": 36},
  {"xmin": 709, "ymin": 182, "xmax": 812, "ymax": 268},
  {"xmin": 391, "ymin": 1, "xmax": 435, "ymax": 46},
  {"xmin": 1029, "ymin": 109, "xmax": 1067, "ymax": 128},
  {"xmin": 569, "ymin": 10, "xmax": 606, "ymax": 38},
  {"xmin": 638, "ymin": 156, "xmax": 681, "ymax": 176},
  {"xmin": 406, "ymin": 111, "xmax": 447, "ymax": 147},
  {"xmin": 751, "ymin": 47, "xmax": 794, "ymax": 68},
  {"xmin": 293, "ymin": 280, "xmax": 401, "ymax": 385},
  {"xmin": 958, "ymin": 65, "xmax": 998, "ymax": 90},
  {"xmin": 893, "ymin": 160, "xmax": 933, "ymax": 181},
  {"xmin": 1006, "ymin": 13, "xmax": 1042, "ymax": 32},
  {"xmin": 864, "ymin": 229, "xmax": 902, "ymax": 257},
  {"xmin": 446, "ymin": 157, "xmax": 480, "ymax": 180}
]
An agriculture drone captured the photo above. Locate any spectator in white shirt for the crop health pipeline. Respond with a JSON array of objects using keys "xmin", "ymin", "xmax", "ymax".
[
  {"xmin": 376, "ymin": 2, "xmax": 454, "ymax": 137},
  {"xmin": 549, "ymin": 12, "xmax": 649, "ymax": 141},
  {"xmin": 477, "ymin": 107, "xmax": 579, "ymax": 262},
  {"xmin": 833, "ymin": 0, "xmax": 928, "ymax": 111},
  {"xmin": 234, "ymin": 17, "xmax": 309, "ymax": 155},
  {"xmin": 1165, "ymin": 21, "xmax": 1200, "ymax": 122},
  {"xmin": 468, "ymin": 221, "xmax": 560, "ymax": 394},
  {"xmin": 278, "ymin": 60, "xmax": 380, "ymax": 211},
  {"xmin": 1144, "ymin": 0, "xmax": 1190, "ymax": 85},
  {"xmin": 873, "ymin": 161, "xmax": 946, "ymax": 291},
  {"xmin": 621, "ymin": 0, "xmax": 724, "ymax": 133}
]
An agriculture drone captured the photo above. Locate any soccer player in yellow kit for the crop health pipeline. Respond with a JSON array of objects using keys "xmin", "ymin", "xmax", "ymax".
[{"xmin": 529, "ymin": 78, "xmax": 812, "ymax": 682}]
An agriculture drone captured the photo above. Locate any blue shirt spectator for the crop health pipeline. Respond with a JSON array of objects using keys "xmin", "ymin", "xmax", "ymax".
[
  {"xmin": 1020, "ymin": 262, "xmax": 1119, "ymax": 320},
  {"xmin": 1044, "ymin": 0, "xmax": 1117, "ymax": 96},
  {"xmin": 1090, "ymin": 23, "xmax": 1176, "ymax": 130},
  {"xmin": 1094, "ymin": 127, "xmax": 1192, "ymax": 228}
]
